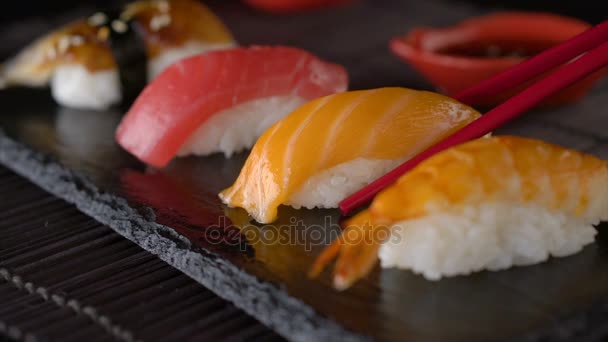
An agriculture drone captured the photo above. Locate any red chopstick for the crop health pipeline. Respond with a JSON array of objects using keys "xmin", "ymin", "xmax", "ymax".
[{"xmin": 339, "ymin": 21, "xmax": 608, "ymax": 216}]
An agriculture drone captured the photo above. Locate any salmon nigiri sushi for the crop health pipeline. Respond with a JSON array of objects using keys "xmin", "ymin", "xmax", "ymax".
[
  {"xmin": 311, "ymin": 136, "xmax": 608, "ymax": 290},
  {"xmin": 115, "ymin": 46, "xmax": 348, "ymax": 167},
  {"xmin": 219, "ymin": 87, "xmax": 481, "ymax": 223}
]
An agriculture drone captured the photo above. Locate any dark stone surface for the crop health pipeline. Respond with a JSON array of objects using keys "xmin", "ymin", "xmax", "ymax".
[
  {"xmin": 0, "ymin": 0, "xmax": 608, "ymax": 341},
  {"xmin": 531, "ymin": 91, "xmax": 608, "ymax": 140},
  {"xmin": 587, "ymin": 144, "xmax": 608, "ymax": 160}
]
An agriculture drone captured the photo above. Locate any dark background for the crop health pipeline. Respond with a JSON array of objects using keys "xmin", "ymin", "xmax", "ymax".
[
  {"xmin": 0, "ymin": 0, "xmax": 605, "ymax": 23},
  {"xmin": 0, "ymin": 0, "xmax": 604, "ymax": 60}
]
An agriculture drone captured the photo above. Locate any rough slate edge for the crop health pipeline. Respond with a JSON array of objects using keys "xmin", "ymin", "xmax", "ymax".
[{"xmin": 0, "ymin": 131, "xmax": 365, "ymax": 342}]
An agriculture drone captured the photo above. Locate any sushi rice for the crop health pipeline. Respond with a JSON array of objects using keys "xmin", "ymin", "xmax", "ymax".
[
  {"xmin": 286, "ymin": 158, "xmax": 403, "ymax": 210},
  {"xmin": 177, "ymin": 96, "xmax": 307, "ymax": 158},
  {"xmin": 51, "ymin": 64, "xmax": 122, "ymax": 110},
  {"xmin": 380, "ymin": 202, "xmax": 600, "ymax": 280}
]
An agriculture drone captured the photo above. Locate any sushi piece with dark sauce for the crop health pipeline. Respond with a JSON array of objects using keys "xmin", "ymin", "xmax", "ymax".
[{"xmin": 0, "ymin": 0, "xmax": 235, "ymax": 110}]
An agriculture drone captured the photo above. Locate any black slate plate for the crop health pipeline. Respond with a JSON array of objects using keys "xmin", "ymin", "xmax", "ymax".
[{"xmin": 1, "ymin": 1, "xmax": 608, "ymax": 341}]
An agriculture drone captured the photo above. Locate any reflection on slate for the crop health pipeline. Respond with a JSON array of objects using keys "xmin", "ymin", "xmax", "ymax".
[
  {"xmin": 121, "ymin": 168, "xmax": 255, "ymax": 257},
  {"xmin": 1, "ymin": 0, "xmax": 608, "ymax": 341}
]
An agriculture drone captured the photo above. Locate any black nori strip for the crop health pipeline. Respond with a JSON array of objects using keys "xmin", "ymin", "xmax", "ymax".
[{"xmin": 90, "ymin": 8, "xmax": 148, "ymax": 103}]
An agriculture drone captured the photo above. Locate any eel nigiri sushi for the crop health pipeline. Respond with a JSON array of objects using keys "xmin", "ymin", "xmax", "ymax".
[
  {"xmin": 311, "ymin": 136, "xmax": 608, "ymax": 290},
  {"xmin": 0, "ymin": 0, "xmax": 235, "ymax": 110},
  {"xmin": 219, "ymin": 87, "xmax": 482, "ymax": 224},
  {"xmin": 115, "ymin": 46, "xmax": 348, "ymax": 167},
  {"xmin": 123, "ymin": 0, "xmax": 236, "ymax": 80},
  {"xmin": 0, "ymin": 20, "xmax": 123, "ymax": 110}
]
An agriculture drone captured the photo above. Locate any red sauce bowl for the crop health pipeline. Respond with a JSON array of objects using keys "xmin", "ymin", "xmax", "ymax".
[{"xmin": 390, "ymin": 12, "xmax": 604, "ymax": 107}]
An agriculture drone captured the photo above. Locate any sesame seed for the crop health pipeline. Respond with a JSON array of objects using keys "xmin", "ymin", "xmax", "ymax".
[
  {"xmin": 111, "ymin": 20, "xmax": 129, "ymax": 33},
  {"xmin": 88, "ymin": 12, "xmax": 108, "ymax": 26},
  {"xmin": 70, "ymin": 35, "xmax": 85, "ymax": 46},
  {"xmin": 149, "ymin": 14, "xmax": 171, "ymax": 32},
  {"xmin": 57, "ymin": 36, "xmax": 70, "ymax": 54}
]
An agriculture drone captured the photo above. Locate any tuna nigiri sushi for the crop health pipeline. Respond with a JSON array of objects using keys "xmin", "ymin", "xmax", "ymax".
[
  {"xmin": 0, "ymin": 0, "xmax": 235, "ymax": 109},
  {"xmin": 311, "ymin": 136, "xmax": 608, "ymax": 290},
  {"xmin": 219, "ymin": 87, "xmax": 481, "ymax": 224},
  {"xmin": 115, "ymin": 46, "xmax": 348, "ymax": 167}
]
